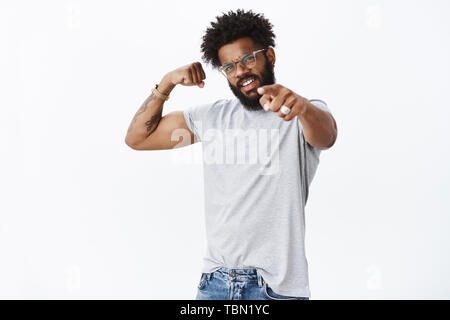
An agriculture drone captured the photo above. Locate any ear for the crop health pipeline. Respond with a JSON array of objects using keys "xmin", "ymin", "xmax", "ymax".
[{"xmin": 266, "ymin": 47, "xmax": 276, "ymax": 66}]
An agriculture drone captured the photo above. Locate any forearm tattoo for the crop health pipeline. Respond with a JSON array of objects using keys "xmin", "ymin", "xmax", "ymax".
[
  {"xmin": 127, "ymin": 93, "xmax": 158, "ymax": 134},
  {"xmin": 145, "ymin": 111, "xmax": 162, "ymax": 137}
]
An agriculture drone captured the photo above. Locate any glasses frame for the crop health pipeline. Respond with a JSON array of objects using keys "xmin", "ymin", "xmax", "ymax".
[{"xmin": 218, "ymin": 48, "xmax": 268, "ymax": 78}]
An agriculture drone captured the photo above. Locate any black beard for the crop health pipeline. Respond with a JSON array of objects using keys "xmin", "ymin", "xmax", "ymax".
[{"xmin": 228, "ymin": 59, "xmax": 276, "ymax": 111}]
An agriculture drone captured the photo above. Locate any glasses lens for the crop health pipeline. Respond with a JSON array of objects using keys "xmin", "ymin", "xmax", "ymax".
[
  {"xmin": 220, "ymin": 50, "xmax": 262, "ymax": 78},
  {"xmin": 220, "ymin": 64, "xmax": 235, "ymax": 77},
  {"xmin": 242, "ymin": 54, "xmax": 257, "ymax": 68}
]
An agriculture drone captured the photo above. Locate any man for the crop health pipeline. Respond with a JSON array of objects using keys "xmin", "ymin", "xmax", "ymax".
[{"xmin": 125, "ymin": 9, "xmax": 337, "ymax": 300}]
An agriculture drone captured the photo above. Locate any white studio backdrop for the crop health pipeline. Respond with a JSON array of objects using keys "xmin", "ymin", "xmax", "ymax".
[{"xmin": 0, "ymin": 0, "xmax": 449, "ymax": 299}]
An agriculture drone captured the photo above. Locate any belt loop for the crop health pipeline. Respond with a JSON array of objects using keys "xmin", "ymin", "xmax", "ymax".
[
  {"xmin": 257, "ymin": 272, "xmax": 263, "ymax": 288},
  {"xmin": 206, "ymin": 272, "xmax": 212, "ymax": 281}
]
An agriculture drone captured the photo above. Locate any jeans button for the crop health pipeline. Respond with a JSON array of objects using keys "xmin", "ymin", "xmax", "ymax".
[{"xmin": 230, "ymin": 272, "xmax": 236, "ymax": 277}]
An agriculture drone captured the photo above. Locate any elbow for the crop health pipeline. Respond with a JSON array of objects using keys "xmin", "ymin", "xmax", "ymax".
[
  {"xmin": 329, "ymin": 127, "xmax": 338, "ymax": 147},
  {"xmin": 325, "ymin": 136, "xmax": 337, "ymax": 150},
  {"xmin": 316, "ymin": 129, "xmax": 337, "ymax": 151},
  {"xmin": 324, "ymin": 129, "xmax": 338, "ymax": 150},
  {"xmin": 125, "ymin": 137, "xmax": 141, "ymax": 150},
  {"xmin": 324, "ymin": 116, "xmax": 338, "ymax": 150}
]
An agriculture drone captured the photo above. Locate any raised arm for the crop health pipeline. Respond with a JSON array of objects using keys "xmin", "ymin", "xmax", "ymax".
[{"xmin": 125, "ymin": 62, "xmax": 206, "ymax": 150}]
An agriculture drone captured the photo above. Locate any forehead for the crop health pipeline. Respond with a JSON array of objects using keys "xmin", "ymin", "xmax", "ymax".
[{"xmin": 218, "ymin": 37, "xmax": 257, "ymax": 64}]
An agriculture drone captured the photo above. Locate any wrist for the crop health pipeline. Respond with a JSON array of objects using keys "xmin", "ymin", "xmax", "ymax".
[{"xmin": 158, "ymin": 73, "xmax": 176, "ymax": 96}]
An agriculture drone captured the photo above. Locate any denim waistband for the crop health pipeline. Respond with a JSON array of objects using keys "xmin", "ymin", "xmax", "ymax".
[
  {"xmin": 217, "ymin": 266, "xmax": 258, "ymax": 276},
  {"xmin": 207, "ymin": 267, "xmax": 264, "ymax": 286}
]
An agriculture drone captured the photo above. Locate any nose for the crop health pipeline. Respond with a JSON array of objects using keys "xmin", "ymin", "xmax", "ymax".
[{"xmin": 234, "ymin": 62, "xmax": 251, "ymax": 79}]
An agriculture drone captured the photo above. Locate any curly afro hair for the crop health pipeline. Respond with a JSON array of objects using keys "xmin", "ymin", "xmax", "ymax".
[{"xmin": 201, "ymin": 9, "xmax": 276, "ymax": 69}]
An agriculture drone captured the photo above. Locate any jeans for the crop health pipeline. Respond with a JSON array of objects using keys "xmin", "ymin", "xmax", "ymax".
[{"xmin": 195, "ymin": 267, "xmax": 309, "ymax": 300}]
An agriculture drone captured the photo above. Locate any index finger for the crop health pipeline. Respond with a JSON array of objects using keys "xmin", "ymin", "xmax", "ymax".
[
  {"xmin": 259, "ymin": 93, "xmax": 273, "ymax": 111},
  {"xmin": 257, "ymin": 84, "xmax": 278, "ymax": 95}
]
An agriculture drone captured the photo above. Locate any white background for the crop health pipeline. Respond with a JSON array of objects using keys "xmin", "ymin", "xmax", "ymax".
[{"xmin": 1, "ymin": 0, "xmax": 449, "ymax": 299}]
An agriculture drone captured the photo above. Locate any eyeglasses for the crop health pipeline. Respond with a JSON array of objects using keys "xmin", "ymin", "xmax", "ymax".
[{"xmin": 218, "ymin": 48, "xmax": 268, "ymax": 78}]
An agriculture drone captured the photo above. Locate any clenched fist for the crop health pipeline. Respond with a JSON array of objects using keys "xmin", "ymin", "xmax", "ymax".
[{"xmin": 167, "ymin": 62, "xmax": 206, "ymax": 88}]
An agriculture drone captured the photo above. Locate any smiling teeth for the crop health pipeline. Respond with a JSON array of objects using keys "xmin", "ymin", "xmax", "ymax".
[{"xmin": 242, "ymin": 78, "xmax": 254, "ymax": 86}]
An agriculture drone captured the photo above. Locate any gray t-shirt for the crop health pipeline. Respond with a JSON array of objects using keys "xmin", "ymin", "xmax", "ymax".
[{"xmin": 183, "ymin": 97, "xmax": 331, "ymax": 297}]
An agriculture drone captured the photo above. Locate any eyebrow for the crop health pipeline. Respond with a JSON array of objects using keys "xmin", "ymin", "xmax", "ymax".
[{"xmin": 222, "ymin": 52, "xmax": 252, "ymax": 65}]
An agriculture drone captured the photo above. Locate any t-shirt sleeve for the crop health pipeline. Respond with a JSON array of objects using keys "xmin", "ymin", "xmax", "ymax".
[
  {"xmin": 183, "ymin": 102, "xmax": 215, "ymax": 142},
  {"xmin": 308, "ymin": 99, "xmax": 331, "ymax": 114}
]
